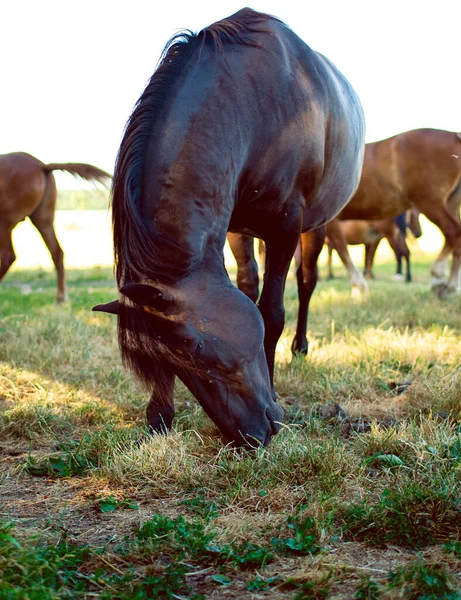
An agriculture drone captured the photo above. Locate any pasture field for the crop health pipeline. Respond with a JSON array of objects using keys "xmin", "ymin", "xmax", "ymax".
[{"xmin": 1, "ymin": 212, "xmax": 461, "ymax": 598}]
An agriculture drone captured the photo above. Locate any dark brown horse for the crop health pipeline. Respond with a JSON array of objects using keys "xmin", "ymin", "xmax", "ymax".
[
  {"xmin": 0, "ymin": 152, "xmax": 111, "ymax": 301},
  {"xmin": 326, "ymin": 209, "xmax": 422, "ymax": 282},
  {"xmin": 93, "ymin": 9, "xmax": 365, "ymax": 447}
]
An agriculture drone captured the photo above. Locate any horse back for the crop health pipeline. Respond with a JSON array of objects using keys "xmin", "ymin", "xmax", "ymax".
[
  {"xmin": 342, "ymin": 129, "xmax": 461, "ymax": 221},
  {"xmin": 208, "ymin": 17, "xmax": 366, "ymax": 232},
  {"xmin": 396, "ymin": 129, "xmax": 461, "ymax": 200}
]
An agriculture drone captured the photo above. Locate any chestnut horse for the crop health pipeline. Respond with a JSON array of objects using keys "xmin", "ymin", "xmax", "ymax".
[
  {"xmin": 289, "ymin": 128, "xmax": 461, "ymax": 354},
  {"xmin": 326, "ymin": 209, "xmax": 422, "ymax": 282},
  {"xmin": 324, "ymin": 129, "xmax": 461, "ymax": 297},
  {"xmin": 0, "ymin": 152, "xmax": 111, "ymax": 301},
  {"xmin": 93, "ymin": 9, "xmax": 365, "ymax": 447}
]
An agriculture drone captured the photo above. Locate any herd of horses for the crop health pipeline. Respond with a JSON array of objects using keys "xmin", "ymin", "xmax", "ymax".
[{"xmin": 2, "ymin": 9, "xmax": 461, "ymax": 448}]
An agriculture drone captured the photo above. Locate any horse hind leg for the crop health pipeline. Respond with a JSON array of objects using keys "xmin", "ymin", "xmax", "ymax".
[
  {"xmin": 420, "ymin": 198, "xmax": 461, "ymax": 296},
  {"xmin": 29, "ymin": 215, "xmax": 66, "ymax": 302},
  {"xmin": 444, "ymin": 182, "xmax": 461, "ymax": 293},
  {"xmin": 29, "ymin": 174, "xmax": 66, "ymax": 302},
  {"xmin": 326, "ymin": 218, "xmax": 368, "ymax": 296},
  {"xmin": 364, "ymin": 240, "xmax": 380, "ymax": 280},
  {"xmin": 0, "ymin": 226, "xmax": 16, "ymax": 281}
]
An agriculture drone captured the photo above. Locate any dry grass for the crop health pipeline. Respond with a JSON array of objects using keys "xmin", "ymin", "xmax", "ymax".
[{"xmin": 0, "ymin": 216, "xmax": 460, "ymax": 597}]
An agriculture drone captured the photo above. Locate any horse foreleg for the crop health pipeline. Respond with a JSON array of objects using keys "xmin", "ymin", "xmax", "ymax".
[
  {"xmin": 146, "ymin": 364, "xmax": 175, "ymax": 434},
  {"xmin": 29, "ymin": 215, "xmax": 66, "ymax": 302},
  {"xmin": 0, "ymin": 226, "xmax": 16, "ymax": 281},
  {"xmin": 257, "ymin": 217, "xmax": 302, "ymax": 390},
  {"xmin": 291, "ymin": 227, "xmax": 325, "ymax": 355},
  {"xmin": 326, "ymin": 219, "xmax": 368, "ymax": 296},
  {"xmin": 227, "ymin": 232, "xmax": 259, "ymax": 302}
]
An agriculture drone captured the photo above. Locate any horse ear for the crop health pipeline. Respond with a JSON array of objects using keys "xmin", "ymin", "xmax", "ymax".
[
  {"xmin": 92, "ymin": 300, "xmax": 119, "ymax": 314},
  {"xmin": 120, "ymin": 283, "xmax": 173, "ymax": 311}
]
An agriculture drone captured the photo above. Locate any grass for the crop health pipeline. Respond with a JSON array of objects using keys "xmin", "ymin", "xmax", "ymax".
[{"xmin": 1, "ymin": 235, "xmax": 461, "ymax": 597}]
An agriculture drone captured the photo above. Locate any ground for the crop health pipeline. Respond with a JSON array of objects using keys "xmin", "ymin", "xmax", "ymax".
[{"xmin": 0, "ymin": 211, "xmax": 460, "ymax": 599}]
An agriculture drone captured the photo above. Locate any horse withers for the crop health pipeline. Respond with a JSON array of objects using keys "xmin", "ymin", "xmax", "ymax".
[
  {"xmin": 94, "ymin": 9, "xmax": 365, "ymax": 448},
  {"xmin": 0, "ymin": 152, "xmax": 111, "ymax": 301}
]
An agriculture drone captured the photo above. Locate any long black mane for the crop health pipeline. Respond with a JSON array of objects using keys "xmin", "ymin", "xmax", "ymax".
[{"xmin": 112, "ymin": 8, "xmax": 279, "ymax": 288}]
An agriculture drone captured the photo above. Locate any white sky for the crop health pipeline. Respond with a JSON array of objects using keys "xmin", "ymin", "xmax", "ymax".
[{"xmin": 2, "ymin": 0, "xmax": 460, "ymax": 188}]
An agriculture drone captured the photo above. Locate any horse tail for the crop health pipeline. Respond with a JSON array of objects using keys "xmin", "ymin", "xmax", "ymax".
[
  {"xmin": 393, "ymin": 212, "xmax": 407, "ymax": 237},
  {"xmin": 43, "ymin": 163, "xmax": 112, "ymax": 186}
]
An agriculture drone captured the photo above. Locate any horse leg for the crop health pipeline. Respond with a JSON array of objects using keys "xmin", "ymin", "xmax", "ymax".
[
  {"xmin": 364, "ymin": 241, "xmax": 379, "ymax": 279},
  {"xmin": 146, "ymin": 367, "xmax": 175, "ymax": 434},
  {"xmin": 326, "ymin": 218, "xmax": 368, "ymax": 296},
  {"xmin": 327, "ymin": 242, "xmax": 334, "ymax": 279},
  {"xmin": 227, "ymin": 232, "xmax": 259, "ymax": 302},
  {"xmin": 291, "ymin": 226, "xmax": 325, "ymax": 356},
  {"xmin": 28, "ymin": 173, "xmax": 66, "ymax": 302},
  {"xmin": 444, "ymin": 183, "xmax": 461, "ymax": 292},
  {"xmin": 29, "ymin": 214, "xmax": 66, "ymax": 302},
  {"xmin": 386, "ymin": 233, "xmax": 409, "ymax": 281},
  {"xmin": 0, "ymin": 226, "xmax": 16, "ymax": 281},
  {"xmin": 257, "ymin": 215, "xmax": 302, "ymax": 389},
  {"xmin": 420, "ymin": 202, "xmax": 461, "ymax": 295}
]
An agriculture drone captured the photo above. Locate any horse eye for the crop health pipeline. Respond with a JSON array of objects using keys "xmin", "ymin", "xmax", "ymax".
[{"xmin": 195, "ymin": 341, "xmax": 204, "ymax": 356}]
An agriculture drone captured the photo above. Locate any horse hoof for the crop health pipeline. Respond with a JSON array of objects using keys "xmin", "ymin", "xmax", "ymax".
[{"xmin": 291, "ymin": 339, "xmax": 308, "ymax": 356}]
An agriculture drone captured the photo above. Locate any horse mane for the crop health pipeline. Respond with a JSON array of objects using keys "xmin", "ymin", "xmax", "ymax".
[{"xmin": 112, "ymin": 8, "xmax": 280, "ymax": 288}]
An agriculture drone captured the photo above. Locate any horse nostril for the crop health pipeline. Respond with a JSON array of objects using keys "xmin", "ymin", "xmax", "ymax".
[{"xmin": 266, "ymin": 406, "xmax": 283, "ymax": 435}]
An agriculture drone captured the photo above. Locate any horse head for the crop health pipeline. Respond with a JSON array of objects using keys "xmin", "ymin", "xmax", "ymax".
[
  {"xmin": 94, "ymin": 274, "xmax": 283, "ymax": 447},
  {"xmin": 407, "ymin": 208, "xmax": 423, "ymax": 239}
]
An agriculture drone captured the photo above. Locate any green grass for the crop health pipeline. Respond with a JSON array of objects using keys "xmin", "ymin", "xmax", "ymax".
[
  {"xmin": 1, "ymin": 259, "xmax": 461, "ymax": 598},
  {"xmin": 57, "ymin": 189, "xmax": 110, "ymax": 210}
]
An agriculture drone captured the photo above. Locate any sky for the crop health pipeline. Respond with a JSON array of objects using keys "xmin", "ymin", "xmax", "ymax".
[{"xmin": 2, "ymin": 0, "xmax": 460, "ymax": 188}]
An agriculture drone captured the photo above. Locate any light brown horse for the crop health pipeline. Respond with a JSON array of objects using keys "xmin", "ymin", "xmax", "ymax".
[
  {"xmin": 0, "ymin": 152, "xmax": 111, "ymax": 301},
  {"xmin": 326, "ymin": 208, "xmax": 422, "ymax": 282},
  {"xmin": 323, "ymin": 129, "xmax": 461, "ymax": 297},
  {"xmin": 287, "ymin": 128, "xmax": 461, "ymax": 354}
]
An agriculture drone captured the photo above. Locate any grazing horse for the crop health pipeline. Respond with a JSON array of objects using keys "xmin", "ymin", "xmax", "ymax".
[
  {"xmin": 326, "ymin": 208, "xmax": 423, "ymax": 282},
  {"xmin": 0, "ymin": 152, "xmax": 111, "ymax": 301},
  {"xmin": 325, "ymin": 129, "xmax": 461, "ymax": 297},
  {"xmin": 93, "ymin": 9, "xmax": 365, "ymax": 447},
  {"xmin": 289, "ymin": 128, "xmax": 461, "ymax": 355}
]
